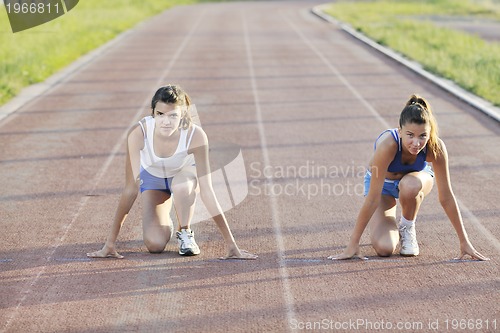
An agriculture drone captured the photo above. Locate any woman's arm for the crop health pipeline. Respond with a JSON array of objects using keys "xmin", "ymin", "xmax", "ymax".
[
  {"xmin": 430, "ymin": 139, "xmax": 489, "ymax": 260},
  {"xmin": 87, "ymin": 125, "xmax": 143, "ymax": 259},
  {"xmin": 189, "ymin": 127, "xmax": 257, "ymax": 259},
  {"xmin": 330, "ymin": 133, "xmax": 395, "ymax": 259}
]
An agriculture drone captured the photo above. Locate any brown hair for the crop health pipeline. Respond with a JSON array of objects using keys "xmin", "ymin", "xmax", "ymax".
[
  {"xmin": 399, "ymin": 94, "xmax": 441, "ymax": 158},
  {"xmin": 151, "ymin": 84, "xmax": 193, "ymax": 130}
]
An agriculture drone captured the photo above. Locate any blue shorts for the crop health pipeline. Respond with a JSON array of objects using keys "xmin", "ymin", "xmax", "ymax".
[
  {"xmin": 139, "ymin": 168, "xmax": 173, "ymax": 194},
  {"xmin": 363, "ymin": 164, "xmax": 434, "ymax": 199}
]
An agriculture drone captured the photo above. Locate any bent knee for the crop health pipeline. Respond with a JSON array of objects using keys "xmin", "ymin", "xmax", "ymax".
[
  {"xmin": 399, "ymin": 178, "xmax": 424, "ymax": 200},
  {"xmin": 399, "ymin": 189, "xmax": 425, "ymax": 203},
  {"xmin": 372, "ymin": 240, "xmax": 397, "ymax": 257},
  {"xmin": 144, "ymin": 239, "xmax": 167, "ymax": 254},
  {"xmin": 123, "ymin": 185, "xmax": 139, "ymax": 199},
  {"xmin": 170, "ymin": 183, "xmax": 196, "ymax": 203},
  {"xmin": 375, "ymin": 247, "xmax": 395, "ymax": 257}
]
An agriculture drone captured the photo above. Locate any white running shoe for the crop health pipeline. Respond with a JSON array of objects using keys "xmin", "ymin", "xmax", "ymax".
[
  {"xmin": 176, "ymin": 229, "xmax": 201, "ymax": 256},
  {"xmin": 399, "ymin": 223, "xmax": 419, "ymax": 256}
]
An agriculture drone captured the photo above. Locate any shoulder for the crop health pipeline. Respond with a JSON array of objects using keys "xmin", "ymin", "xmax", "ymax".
[
  {"xmin": 370, "ymin": 130, "xmax": 398, "ymax": 171},
  {"xmin": 129, "ymin": 116, "xmax": 150, "ymax": 131},
  {"xmin": 189, "ymin": 124, "xmax": 208, "ymax": 146},
  {"xmin": 127, "ymin": 122, "xmax": 141, "ymax": 135},
  {"xmin": 436, "ymin": 137, "xmax": 446, "ymax": 151},
  {"xmin": 127, "ymin": 121, "xmax": 145, "ymax": 146},
  {"xmin": 375, "ymin": 130, "xmax": 398, "ymax": 154},
  {"xmin": 187, "ymin": 125, "xmax": 208, "ymax": 156},
  {"xmin": 427, "ymin": 137, "xmax": 448, "ymax": 163}
]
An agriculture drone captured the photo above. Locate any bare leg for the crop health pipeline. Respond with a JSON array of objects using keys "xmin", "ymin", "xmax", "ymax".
[
  {"xmin": 397, "ymin": 171, "xmax": 434, "ymax": 256},
  {"xmin": 369, "ymin": 195, "xmax": 399, "ymax": 257},
  {"xmin": 398, "ymin": 171, "xmax": 434, "ymax": 220},
  {"xmin": 170, "ymin": 166, "xmax": 198, "ymax": 230},
  {"xmin": 141, "ymin": 190, "xmax": 173, "ymax": 253}
]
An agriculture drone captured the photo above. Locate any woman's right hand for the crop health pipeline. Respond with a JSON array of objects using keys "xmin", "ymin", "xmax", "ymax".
[
  {"xmin": 328, "ymin": 242, "xmax": 366, "ymax": 260},
  {"xmin": 87, "ymin": 243, "xmax": 124, "ymax": 259}
]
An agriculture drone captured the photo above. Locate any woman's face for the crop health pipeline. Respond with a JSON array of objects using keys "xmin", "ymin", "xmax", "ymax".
[
  {"xmin": 399, "ymin": 122, "xmax": 431, "ymax": 155},
  {"xmin": 153, "ymin": 102, "xmax": 183, "ymax": 137}
]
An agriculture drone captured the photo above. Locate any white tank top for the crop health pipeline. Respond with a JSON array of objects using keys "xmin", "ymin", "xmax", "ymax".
[{"xmin": 138, "ymin": 116, "xmax": 196, "ymax": 178}]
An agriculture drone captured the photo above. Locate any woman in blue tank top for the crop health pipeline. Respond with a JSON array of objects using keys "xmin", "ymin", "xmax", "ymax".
[
  {"xmin": 330, "ymin": 94, "xmax": 488, "ymax": 260},
  {"xmin": 87, "ymin": 85, "xmax": 257, "ymax": 260}
]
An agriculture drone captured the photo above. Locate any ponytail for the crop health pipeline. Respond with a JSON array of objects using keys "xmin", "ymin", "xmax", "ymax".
[{"xmin": 179, "ymin": 90, "xmax": 193, "ymax": 130}]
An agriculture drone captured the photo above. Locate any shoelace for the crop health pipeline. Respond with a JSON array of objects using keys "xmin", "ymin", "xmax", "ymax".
[
  {"xmin": 179, "ymin": 232, "xmax": 194, "ymax": 248},
  {"xmin": 401, "ymin": 226, "xmax": 417, "ymax": 247}
]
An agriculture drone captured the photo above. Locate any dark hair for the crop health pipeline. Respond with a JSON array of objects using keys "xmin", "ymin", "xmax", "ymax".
[
  {"xmin": 399, "ymin": 94, "xmax": 441, "ymax": 158},
  {"xmin": 151, "ymin": 84, "xmax": 192, "ymax": 129}
]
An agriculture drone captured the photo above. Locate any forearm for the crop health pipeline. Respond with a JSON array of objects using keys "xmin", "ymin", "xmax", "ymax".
[
  {"xmin": 105, "ymin": 215, "xmax": 125, "ymax": 246},
  {"xmin": 105, "ymin": 187, "xmax": 138, "ymax": 246},
  {"xmin": 349, "ymin": 200, "xmax": 378, "ymax": 245},
  {"xmin": 212, "ymin": 214, "xmax": 237, "ymax": 246},
  {"xmin": 441, "ymin": 196, "xmax": 469, "ymax": 244},
  {"xmin": 201, "ymin": 190, "xmax": 236, "ymax": 246}
]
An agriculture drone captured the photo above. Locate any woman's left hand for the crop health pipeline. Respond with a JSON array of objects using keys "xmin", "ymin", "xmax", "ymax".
[
  {"xmin": 456, "ymin": 241, "xmax": 490, "ymax": 261},
  {"xmin": 220, "ymin": 247, "xmax": 258, "ymax": 260}
]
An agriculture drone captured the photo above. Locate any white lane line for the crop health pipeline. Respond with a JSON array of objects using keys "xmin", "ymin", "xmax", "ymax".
[
  {"xmin": 311, "ymin": 4, "xmax": 500, "ymax": 123},
  {"xmin": 282, "ymin": 258, "xmax": 324, "ymax": 263},
  {"xmin": 0, "ymin": 13, "xmax": 206, "ymax": 333},
  {"xmin": 242, "ymin": 14, "xmax": 297, "ymax": 331},
  {"xmin": 457, "ymin": 200, "xmax": 500, "ymax": 254},
  {"xmin": 281, "ymin": 13, "xmax": 390, "ymax": 129},
  {"xmin": 283, "ymin": 12, "xmax": 500, "ymax": 255}
]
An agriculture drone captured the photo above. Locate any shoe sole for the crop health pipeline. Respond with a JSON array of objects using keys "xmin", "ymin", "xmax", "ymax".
[
  {"xmin": 179, "ymin": 249, "xmax": 201, "ymax": 256},
  {"xmin": 399, "ymin": 242, "xmax": 419, "ymax": 256}
]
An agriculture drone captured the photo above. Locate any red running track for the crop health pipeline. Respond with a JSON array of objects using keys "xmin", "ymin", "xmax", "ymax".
[{"xmin": 1, "ymin": 1, "xmax": 499, "ymax": 332}]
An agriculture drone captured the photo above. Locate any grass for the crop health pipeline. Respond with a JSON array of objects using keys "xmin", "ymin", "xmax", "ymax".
[
  {"xmin": 323, "ymin": 0, "xmax": 500, "ymax": 106},
  {"xmin": 0, "ymin": 0, "xmax": 205, "ymax": 106}
]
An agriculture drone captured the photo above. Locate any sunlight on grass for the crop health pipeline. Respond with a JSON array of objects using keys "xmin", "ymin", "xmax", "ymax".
[
  {"xmin": 0, "ymin": 0, "xmax": 196, "ymax": 106},
  {"xmin": 324, "ymin": 0, "xmax": 500, "ymax": 105}
]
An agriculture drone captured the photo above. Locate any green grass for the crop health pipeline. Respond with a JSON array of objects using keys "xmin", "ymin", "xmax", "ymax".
[
  {"xmin": 323, "ymin": 0, "xmax": 500, "ymax": 106},
  {"xmin": 0, "ymin": 0, "xmax": 205, "ymax": 106}
]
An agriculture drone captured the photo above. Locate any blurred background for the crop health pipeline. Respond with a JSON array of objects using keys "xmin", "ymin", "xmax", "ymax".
[{"xmin": 1, "ymin": 0, "xmax": 499, "ymax": 110}]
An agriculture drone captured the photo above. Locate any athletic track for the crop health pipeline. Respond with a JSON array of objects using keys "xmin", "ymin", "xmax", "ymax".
[{"xmin": 1, "ymin": 1, "xmax": 499, "ymax": 332}]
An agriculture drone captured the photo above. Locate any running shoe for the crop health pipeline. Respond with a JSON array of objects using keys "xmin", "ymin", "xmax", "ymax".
[
  {"xmin": 399, "ymin": 223, "xmax": 419, "ymax": 256},
  {"xmin": 176, "ymin": 229, "xmax": 201, "ymax": 256}
]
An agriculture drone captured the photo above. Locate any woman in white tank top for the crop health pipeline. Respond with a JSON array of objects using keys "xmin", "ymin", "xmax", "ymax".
[{"xmin": 87, "ymin": 85, "xmax": 257, "ymax": 260}]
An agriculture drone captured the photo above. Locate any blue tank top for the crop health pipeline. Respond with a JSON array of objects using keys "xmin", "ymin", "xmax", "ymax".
[{"xmin": 374, "ymin": 129, "xmax": 428, "ymax": 173}]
